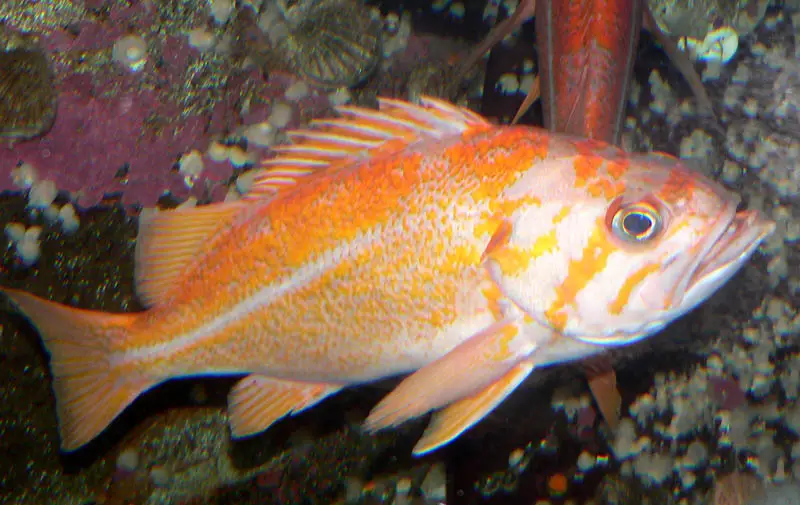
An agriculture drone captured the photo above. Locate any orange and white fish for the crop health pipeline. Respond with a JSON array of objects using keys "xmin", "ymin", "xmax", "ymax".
[{"xmin": 1, "ymin": 97, "xmax": 774, "ymax": 455}]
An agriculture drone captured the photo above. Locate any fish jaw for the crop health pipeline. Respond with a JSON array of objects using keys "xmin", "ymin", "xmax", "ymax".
[{"xmin": 675, "ymin": 208, "xmax": 776, "ymax": 311}]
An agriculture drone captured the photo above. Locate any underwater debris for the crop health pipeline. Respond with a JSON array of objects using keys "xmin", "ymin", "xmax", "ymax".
[{"xmin": 0, "ymin": 44, "xmax": 56, "ymax": 140}]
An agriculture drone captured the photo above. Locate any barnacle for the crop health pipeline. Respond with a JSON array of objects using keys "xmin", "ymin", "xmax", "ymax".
[
  {"xmin": 0, "ymin": 45, "xmax": 57, "ymax": 140},
  {"xmin": 678, "ymin": 26, "xmax": 739, "ymax": 64},
  {"xmin": 649, "ymin": 0, "xmax": 769, "ymax": 64},
  {"xmin": 274, "ymin": 0, "xmax": 383, "ymax": 88}
]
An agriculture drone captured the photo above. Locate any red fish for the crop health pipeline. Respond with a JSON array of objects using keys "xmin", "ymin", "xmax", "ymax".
[
  {"xmin": 1, "ymin": 97, "xmax": 773, "ymax": 454},
  {"xmin": 460, "ymin": 0, "xmax": 713, "ymax": 138}
]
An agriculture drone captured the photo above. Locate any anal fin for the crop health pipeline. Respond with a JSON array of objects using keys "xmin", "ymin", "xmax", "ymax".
[
  {"xmin": 228, "ymin": 375, "xmax": 341, "ymax": 438},
  {"xmin": 413, "ymin": 359, "xmax": 535, "ymax": 455},
  {"xmin": 584, "ymin": 359, "xmax": 621, "ymax": 430}
]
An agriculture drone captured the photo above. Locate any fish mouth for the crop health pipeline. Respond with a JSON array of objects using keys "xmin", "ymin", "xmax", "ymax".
[{"xmin": 679, "ymin": 208, "xmax": 776, "ymax": 308}]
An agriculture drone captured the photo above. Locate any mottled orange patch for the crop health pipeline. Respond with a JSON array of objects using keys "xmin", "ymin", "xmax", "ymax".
[
  {"xmin": 573, "ymin": 155, "xmax": 603, "ymax": 187},
  {"xmin": 493, "ymin": 322, "xmax": 521, "ymax": 360},
  {"xmin": 487, "ymin": 195, "xmax": 543, "ymax": 218},
  {"xmin": 489, "ymin": 245, "xmax": 532, "ymax": 276},
  {"xmin": 605, "ymin": 159, "xmax": 629, "ymax": 180},
  {"xmin": 574, "ymin": 139, "xmax": 608, "ymax": 155},
  {"xmin": 587, "ymin": 178, "xmax": 612, "ymax": 198},
  {"xmin": 545, "ymin": 219, "xmax": 615, "ymax": 331},
  {"xmin": 481, "ymin": 282, "xmax": 506, "ymax": 320},
  {"xmin": 607, "ymin": 262, "xmax": 661, "ymax": 315},
  {"xmin": 530, "ymin": 230, "xmax": 559, "ymax": 258},
  {"xmin": 547, "ymin": 311, "xmax": 569, "ymax": 333},
  {"xmin": 552, "ymin": 206, "xmax": 571, "ymax": 224},
  {"xmin": 586, "ymin": 179, "xmax": 626, "ymax": 199},
  {"xmin": 489, "ymin": 228, "xmax": 560, "ymax": 277},
  {"xmin": 461, "ymin": 127, "xmax": 550, "ymax": 181},
  {"xmin": 658, "ymin": 169, "xmax": 696, "ymax": 202}
]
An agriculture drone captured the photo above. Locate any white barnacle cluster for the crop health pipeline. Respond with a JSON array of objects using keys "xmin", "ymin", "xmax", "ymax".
[
  {"xmin": 627, "ymin": 8, "xmax": 799, "ymax": 199},
  {"xmin": 566, "ymin": 284, "xmax": 800, "ymax": 493},
  {"xmin": 3, "ymin": 162, "xmax": 84, "ymax": 267},
  {"xmin": 5, "ymin": 223, "xmax": 42, "ymax": 267}
]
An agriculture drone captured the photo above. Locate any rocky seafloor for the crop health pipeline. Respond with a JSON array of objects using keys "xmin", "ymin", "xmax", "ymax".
[{"xmin": 0, "ymin": 0, "xmax": 798, "ymax": 504}]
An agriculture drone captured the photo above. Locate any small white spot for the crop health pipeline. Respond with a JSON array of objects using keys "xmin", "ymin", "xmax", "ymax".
[
  {"xmin": 179, "ymin": 150, "xmax": 205, "ymax": 179},
  {"xmin": 149, "ymin": 465, "xmax": 171, "ymax": 487},
  {"xmin": 208, "ymin": 0, "xmax": 234, "ymax": 24},
  {"xmin": 696, "ymin": 27, "xmax": 738, "ymax": 64},
  {"xmin": 58, "ymin": 204, "xmax": 80, "ymax": 235},
  {"xmin": 449, "ymin": 2, "xmax": 466, "ymax": 19},
  {"xmin": 27, "ymin": 179, "xmax": 58, "ymax": 209},
  {"xmin": 243, "ymin": 122, "xmax": 276, "ymax": 148},
  {"xmin": 743, "ymin": 97, "xmax": 759, "ymax": 118},
  {"xmin": 116, "ymin": 448, "xmax": 140, "ymax": 472},
  {"xmin": 16, "ymin": 226, "xmax": 43, "ymax": 267},
  {"xmin": 187, "ymin": 28, "xmax": 216, "ymax": 51},
  {"xmin": 284, "ymin": 81, "xmax": 310, "ymax": 101},
  {"xmin": 431, "ymin": 0, "xmax": 451, "ymax": 13},
  {"xmin": 4, "ymin": 223, "xmax": 25, "ymax": 243},
  {"xmin": 112, "ymin": 34, "xmax": 148, "ymax": 72},
  {"xmin": 228, "ymin": 146, "xmax": 254, "ymax": 168},
  {"xmin": 519, "ymin": 74, "xmax": 536, "ymax": 96},
  {"xmin": 384, "ymin": 12, "xmax": 400, "ymax": 34},
  {"xmin": 268, "ymin": 102, "xmax": 293, "ymax": 129},
  {"xmin": 496, "ymin": 72, "xmax": 520, "ymax": 95},
  {"xmin": 11, "ymin": 162, "xmax": 37, "ymax": 189},
  {"xmin": 328, "ymin": 87, "xmax": 351, "ymax": 106},
  {"xmin": 207, "ymin": 141, "xmax": 229, "ymax": 162}
]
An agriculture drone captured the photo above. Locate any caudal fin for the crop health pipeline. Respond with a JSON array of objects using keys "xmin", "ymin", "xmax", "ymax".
[{"xmin": 1, "ymin": 287, "xmax": 152, "ymax": 451}]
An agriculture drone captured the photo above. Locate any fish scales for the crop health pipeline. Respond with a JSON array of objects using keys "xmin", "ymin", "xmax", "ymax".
[
  {"xmin": 0, "ymin": 97, "xmax": 774, "ymax": 454},
  {"xmin": 132, "ymin": 128, "xmax": 551, "ymax": 379}
]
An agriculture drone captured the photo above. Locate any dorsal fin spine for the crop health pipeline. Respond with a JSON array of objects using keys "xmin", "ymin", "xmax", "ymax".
[{"xmin": 245, "ymin": 96, "xmax": 492, "ymax": 199}]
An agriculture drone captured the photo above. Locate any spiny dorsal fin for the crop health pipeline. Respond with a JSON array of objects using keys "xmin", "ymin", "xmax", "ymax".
[
  {"xmin": 134, "ymin": 201, "xmax": 249, "ymax": 308},
  {"xmin": 245, "ymin": 96, "xmax": 492, "ymax": 199}
]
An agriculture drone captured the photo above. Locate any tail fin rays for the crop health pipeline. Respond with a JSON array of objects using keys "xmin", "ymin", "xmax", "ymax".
[{"xmin": 1, "ymin": 287, "xmax": 153, "ymax": 451}]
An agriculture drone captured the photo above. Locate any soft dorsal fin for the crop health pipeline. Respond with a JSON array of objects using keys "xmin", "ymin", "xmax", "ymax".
[
  {"xmin": 245, "ymin": 96, "xmax": 492, "ymax": 199},
  {"xmin": 134, "ymin": 201, "xmax": 248, "ymax": 307}
]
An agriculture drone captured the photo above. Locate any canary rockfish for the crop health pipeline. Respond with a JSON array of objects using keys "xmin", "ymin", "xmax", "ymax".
[{"xmin": 1, "ymin": 97, "xmax": 774, "ymax": 454}]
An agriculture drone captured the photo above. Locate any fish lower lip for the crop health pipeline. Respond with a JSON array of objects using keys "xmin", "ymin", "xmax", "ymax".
[{"xmin": 689, "ymin": 210, "xmax": 776, "ymax": 287}]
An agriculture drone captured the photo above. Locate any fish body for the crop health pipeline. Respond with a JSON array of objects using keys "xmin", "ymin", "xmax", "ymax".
[{"xmin": 1, "ymin": 97, "xmax": 774, "ymax": 454}]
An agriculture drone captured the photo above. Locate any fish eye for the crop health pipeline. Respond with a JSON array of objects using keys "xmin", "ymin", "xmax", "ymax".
[{"xmin": 612, "ymin": 203, "xmax": 662, "ymax": 243}]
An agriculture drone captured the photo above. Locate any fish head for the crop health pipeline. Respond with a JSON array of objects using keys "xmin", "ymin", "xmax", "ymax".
[{"xmin": 490, "ymin": 147, "xmax": 775, "ymax": 348}]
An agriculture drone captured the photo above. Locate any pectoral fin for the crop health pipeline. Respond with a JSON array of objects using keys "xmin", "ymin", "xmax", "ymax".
[
  {"xmin": 364, "ymin": 318, "xmax": 541, "ymax": 433},
  {"xmin": 413, "ymin": 359, "xmax": 535, "ymax": 455},
  {"xmin": 228, "ymin": 375, "xmax": 341, "ymax": 437}
]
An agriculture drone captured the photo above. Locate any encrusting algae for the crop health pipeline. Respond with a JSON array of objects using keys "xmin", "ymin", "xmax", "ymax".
[{"xmin": 0, "ymin": 96, "xmax": 774, "ymax": 457}]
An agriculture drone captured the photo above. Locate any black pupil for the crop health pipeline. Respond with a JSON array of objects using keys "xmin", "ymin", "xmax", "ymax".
[{"xmin": 623, "ymin": 212, "xmax": 653, "ymax": 237}]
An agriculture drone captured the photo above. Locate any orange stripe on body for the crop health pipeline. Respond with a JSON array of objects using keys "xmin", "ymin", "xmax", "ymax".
[
  {"xmin": 545, "ymin": 218, "xmax": 615, "ymax": 331},
  {"xmin": 607, "ymin": 262, "xmax": 661, "ymax": 315},
  {"xmin": 490, "ymin": 230, "xmax": 560, "ymax": 277}
]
